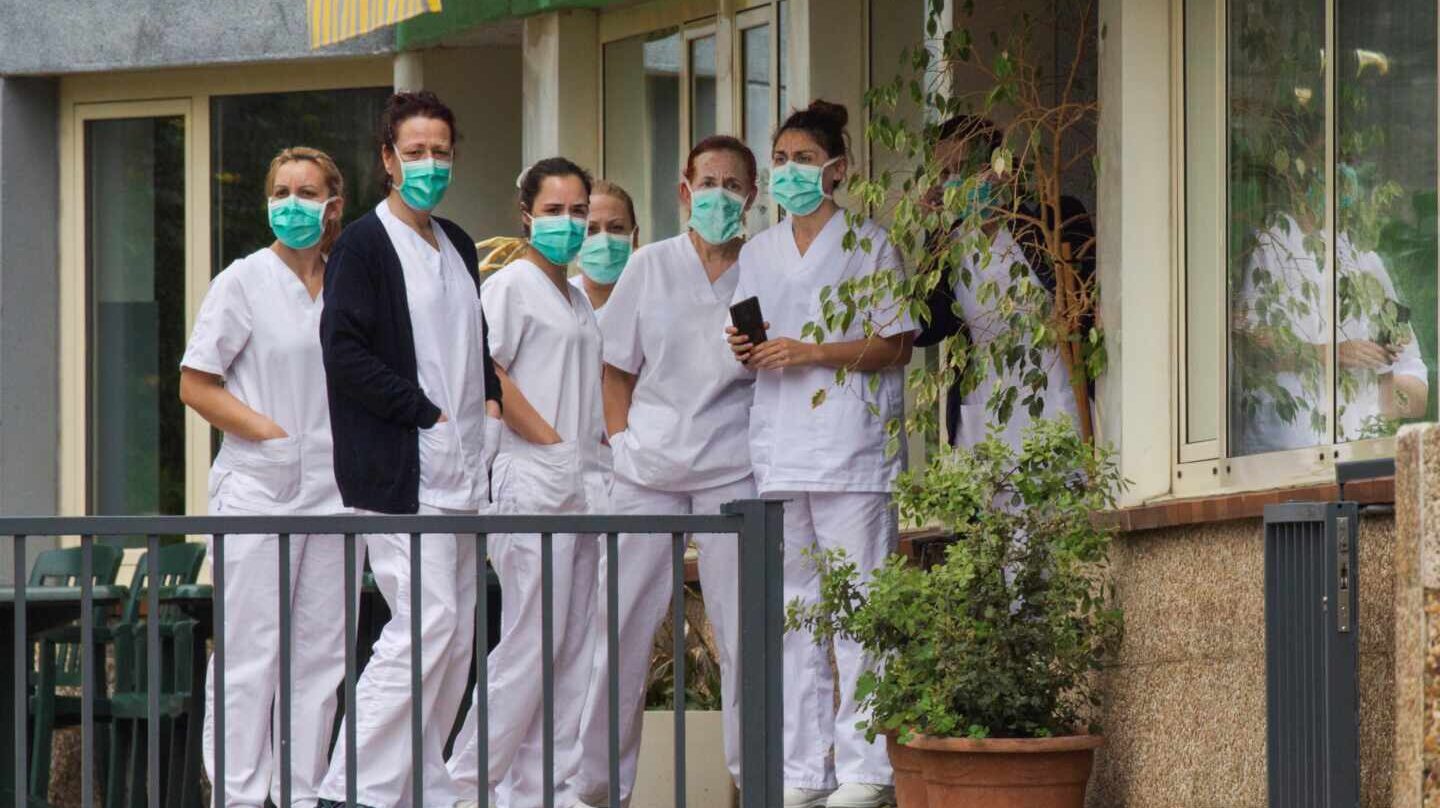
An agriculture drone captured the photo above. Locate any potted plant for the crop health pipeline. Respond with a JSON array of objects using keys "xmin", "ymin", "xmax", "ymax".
[{"xmin": 787, "ymin": 418, "xmax": 1125, "ymax": 808}]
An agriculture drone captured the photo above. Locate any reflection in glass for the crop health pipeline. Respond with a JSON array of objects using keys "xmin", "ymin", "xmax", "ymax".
[
  {"xmin": 1227, "ymin": 0, "xmax": 1329, "ymax": 456},
  {"xmin": 690, "ymin": 35, "xmax": 718, "ymax": 144},
  {"xmin": 212, "ymin": 88, "xmax": 390, "ymax": 277},
  {"xmin": 1334, "ymin": 0, "xmax": 1435, "ymax": 441},
  {"xmin": 743, "ymin": 24, "xmax": 773, "ymax": 235},
  {"xmin": 87, "ymin": 117, "xmax": 187, "ymax": 519},
  {"xmin": 605, "ymin": 30, "xmax": 682, "ymax": 241}
]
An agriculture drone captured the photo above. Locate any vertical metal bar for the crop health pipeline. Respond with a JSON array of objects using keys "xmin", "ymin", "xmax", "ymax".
[
  {"xmin": 278, "ymin": 533, "xmax": 293, "ymax": 808},
  {"xmin": 541, "ymin": 532, "xmax": 555, "ymax": 808},
  {"xmin": 728, "ymin": 499, "xmax": 785, "ymax": 808},
  {"xmin": 147, "ymin": 533, "xmax": 160, "ymax": 808},
  {"xmin": 214, "ymin": 534, "xmax": 226, "ymax": 808},
  {"xmin": 80, "ymin": 536, "xmax": 95, "ymax": 808},
  {"xmin": 606, "ymin": 532, "xmax": 620, "ymax": 808},
  {"xmin": 475, "ymin": 534, "xmax": 488, "ymax": 806},
  {"xmin": 12, "ymin": 534, "xmax": 24, "ymax": 808},
  {"xmin": 409, "ymin": 532, "xmax": 424, "ymax": 808},
  {"xmin": 343, "ymin": 533, "xmax": 358, "ymax": 808},
  {"xmin": 671, "ymin": 532, "xmax": 686, "ymax": 808}
]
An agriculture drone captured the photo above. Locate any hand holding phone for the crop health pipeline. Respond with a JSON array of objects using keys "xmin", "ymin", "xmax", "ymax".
[{"xmin": 729, "ymin": 296, "xmax": 769, "ymax": 347}]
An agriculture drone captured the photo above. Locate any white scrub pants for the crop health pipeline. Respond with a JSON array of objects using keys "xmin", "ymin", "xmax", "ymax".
[
  {"xmin": 201, "ymin": 526, "xmax": 354, "ymax": 808},
  {"xmin": 317, "ymin": 505, "xmax": 478, "ymax": 808},
  {"xmin": 571, "ymin": 474, "xmax": 755, "ymax": 806},
  {"xmin": 448, "ymin": 443, "xmax": 596, "ymax": 807},
  {"xmin": 772, "ymin": 490, "xmax": 897, "ymax": 791}
]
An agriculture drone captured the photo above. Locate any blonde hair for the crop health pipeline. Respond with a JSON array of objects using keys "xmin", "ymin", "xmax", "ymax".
[
  {"xmin": 265, "ymin": 147, "xmax": 345, "ymax": 254},
  {"xmin": 592, "ymin": 179, "xmax": 638, "ymax": 232}
]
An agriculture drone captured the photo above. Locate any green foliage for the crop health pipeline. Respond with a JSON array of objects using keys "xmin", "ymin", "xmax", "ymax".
[
  {"xmin": 787, "ymin": 419, "xmax": 1126, "ymax": 741},
  {"xmin": 804, "ymin": 0, "xmax": 1101, "ymax": 443}
]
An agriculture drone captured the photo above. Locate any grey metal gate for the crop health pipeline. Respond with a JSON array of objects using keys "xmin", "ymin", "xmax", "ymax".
[
  {"xmin": 1, "ymin": 500, "xmax": 785, "ymax": 808},
  {"xmin": 1263, "ymin": 501, "xmax": 1359, "ymax": 808}
]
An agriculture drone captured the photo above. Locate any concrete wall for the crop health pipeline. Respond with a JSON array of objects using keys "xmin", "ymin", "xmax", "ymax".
[
  {"xmin": 0, "ymin": 77, "xmax": 62, "ymax": 581},
  {"xmin": 0, "ymin": 0, "xmax": 394, "ymax": 76},
  {"xmin": 1091, "ymin": 514, "xmax": 1396, "ymax": 807},
  {"xmin": 422, "ymin": 45, "xmax": 526, "ymax": 241},
  {"xmin": 1392, "ymin": 424, "xmax": 1440, "ymax": 808}
]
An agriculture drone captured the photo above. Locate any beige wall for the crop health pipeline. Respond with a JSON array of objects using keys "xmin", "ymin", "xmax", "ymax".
[
  {"xmin": 1091, "ymin": 514, "xmax": 1395, "ymax": 808},
  {"xmin": 419, "ymin": 45, "xmax": 526, "ymax": 241}
]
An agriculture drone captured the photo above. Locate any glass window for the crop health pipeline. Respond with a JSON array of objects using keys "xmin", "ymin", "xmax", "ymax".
[
  {"xmin": 605, "ymin": 29, "xmax": 683, "ymax": 242},
  {"xmin": 86, "ymin": 116, "xmax": 187, "ymax": 521},
  {"xmin": 1334, "ymin": 0, "xmax": 1437, "ymax": 442},
  {"xmin": 1200, "ymin": 0, "xmax": 1436, "ymax": 459},
  {"xmin": 211, "ymin": 88, "xmax": 391, "ymax": 276},
  {"xmin": 742, "ymin": 23, "xmax": 773, "ymax": 234},
  {"xmin": 1226, "ymin": 0, "xmax": 1330, "ymax": 457},
  {"xmin": 690, "ymin": 34, "xmax": 718, "ymax": 144}
]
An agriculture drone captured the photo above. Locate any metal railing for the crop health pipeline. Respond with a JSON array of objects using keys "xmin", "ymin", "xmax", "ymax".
[{"xmin": 2, "ymin": 499, "xmax": 785, "ymax": 808}]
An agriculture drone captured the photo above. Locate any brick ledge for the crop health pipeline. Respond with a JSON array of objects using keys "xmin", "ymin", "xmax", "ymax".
[{"xmin": 1104, "ymin": 477, "xmax": 1395, "ymax": 532}]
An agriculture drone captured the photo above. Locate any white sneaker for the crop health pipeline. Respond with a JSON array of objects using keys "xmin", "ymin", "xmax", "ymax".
[
  {"xmin": 784, "ymin": 787, "xmax": 834, "ymax": 808},
  {"xmin": 452, "ymin": 800, "xmax": 497, "ymax": 808},
  {"xmin": 825, "ymin": 782, "xmax": 896, "ymax": 807}
]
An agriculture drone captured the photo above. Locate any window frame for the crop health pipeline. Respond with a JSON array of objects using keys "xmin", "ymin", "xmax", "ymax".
[
  {"xmin": 1172, "ymin": 0, "xmax": 1436, "ymax": 497},
  {"xmin": 57, "ymin": 58, "xmax": 394, "ymax": 520}
]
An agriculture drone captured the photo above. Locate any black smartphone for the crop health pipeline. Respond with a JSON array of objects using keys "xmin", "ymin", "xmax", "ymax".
[{"xmin": 729, "ymin": 296, "xmax": 769, "ymax": 346}]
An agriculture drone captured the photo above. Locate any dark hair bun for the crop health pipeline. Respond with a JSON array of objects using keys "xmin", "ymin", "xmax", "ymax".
[
  {"xmin": 775, "ymin": 98, "xmax": 851, "ymax": 159},
  {"xmin": 806, "ymin": 100, "xmax": 849, "ymax": 130}
]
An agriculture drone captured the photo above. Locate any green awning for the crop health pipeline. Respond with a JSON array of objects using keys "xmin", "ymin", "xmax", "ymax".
[{"xmin": 395, "ymin": 0, "xmax": 631, "ymax": 50}]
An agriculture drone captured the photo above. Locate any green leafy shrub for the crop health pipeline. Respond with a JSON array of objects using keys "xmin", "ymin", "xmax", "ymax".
[{"xmin": 787, "ymin": 418, "xmax": 1124, "ymax": 741}]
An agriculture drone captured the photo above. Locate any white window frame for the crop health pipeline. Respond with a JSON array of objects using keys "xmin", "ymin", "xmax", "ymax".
[
  {"xmin": 57, "ymin": 59, "xmax": 394, "ymax": 520},
  {"xmin": 1171, "ymin": 0, "xmax": 1437, "ymax": 498}
]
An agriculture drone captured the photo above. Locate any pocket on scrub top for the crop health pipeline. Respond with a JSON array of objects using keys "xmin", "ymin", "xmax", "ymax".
[
  {"xmin": 220, "ymin": 435, "xmax": 302, "ymax": 504},
  {"xmin": 514, "ymin": 440, "xmax": 585, "ymax": 513}
]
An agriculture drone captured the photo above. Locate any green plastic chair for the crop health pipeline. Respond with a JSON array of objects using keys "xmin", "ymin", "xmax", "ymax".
[
  {"xmin": 102, "ymin": 543, "xmax": 207, "ymax": 808},
  {"xmin": 26, "ymin": 544, "xmax": 125, "ymax": 801}
]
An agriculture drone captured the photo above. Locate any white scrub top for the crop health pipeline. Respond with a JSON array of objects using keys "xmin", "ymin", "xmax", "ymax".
[
  {"xmin": 181, "ymin": 247, "xmax": 344, "ymax": 515},
  {"xmin": 483, "ymin": 259, "xmax": 606, "ymax": 477},
  {"xmin": 733, "ymin": 213, "xmax": 916, "ymax": 494},
  {"xmin": 376, "ymin": 201, "xmax": 491, "ymax": 511},
  {"xmin": 951, "ymin": 226, "xmax": 1078, "ymax": 450},
  {"xmin": 602, "ymin": 234, "xmax": 754, "ymax": 492}
]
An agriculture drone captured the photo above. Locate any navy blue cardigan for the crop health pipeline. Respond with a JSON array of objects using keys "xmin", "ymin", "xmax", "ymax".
[{"xmin": 320, "ymin": 209, "xmax": 500, "ymax": 514}]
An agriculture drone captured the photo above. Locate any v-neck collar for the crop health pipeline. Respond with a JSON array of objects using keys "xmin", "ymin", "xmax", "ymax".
[
  {"xmin": 784, "ymin": 209, "xmax": 844, "ymax": 270},
  {"xmin": 521, "ymin": 259, "xmax": 580, "ymax": 310},
  {"xmin": 681, "ymin": 234, "xmax": 739, "ymax": 302},
  {"xmin": 264, "ymin": 247, "xmax": 323, "ymax": 305}
]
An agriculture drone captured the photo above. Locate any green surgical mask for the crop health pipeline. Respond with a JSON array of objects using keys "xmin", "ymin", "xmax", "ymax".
[
  {"xmin": 687, "ymin": 185, "xmax": 747, "ymax": 244},
  {"xmin": 770, "ymin": 156, "xmax": 840, "ymax": 216},
  {"xmin": 579, "ymin": 232, "xmax": 633, "ymax": 284},
  {"xmin": 397, "ymin": 156, "xmax": 452, "ymax": 212},
  {"xmin": 528, "ymin": 214, "xmax": 587, "ymax": 266},
  {"xmin": 268, "ymin": 196, "xmax": 331, "ymax": 250}
]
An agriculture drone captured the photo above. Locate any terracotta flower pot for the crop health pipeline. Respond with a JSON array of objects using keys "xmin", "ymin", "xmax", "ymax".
[
  {"xmin": 885, "ymin": 735, "xmax": 933, "ymax": 808},
  {"xmin": 907, "ymin": 734, "xmax": 1103, "ymax": 808}
]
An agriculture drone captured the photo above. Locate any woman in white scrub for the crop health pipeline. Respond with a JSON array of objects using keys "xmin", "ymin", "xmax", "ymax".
[
  {"xmin": 447, "ymin": 157, "xmax": 605, "ymax": 808},
  {"xmin": 726, "ymin": 101, "xmax": 914, "ymax": 808},
  {"xmin": 570, "ymin": 135, "xmax": 759, "ymax": 808},
  {"xmin": 572, "ymin": 179, "xmax": 639, "ymax": 313},
  {"xmin": 317, "ymin": 91, "xmax": 502, "ymax": 808},
  {"xmin": 182, "ymin": 147, "xmax": 349, "ymax": 808}
]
